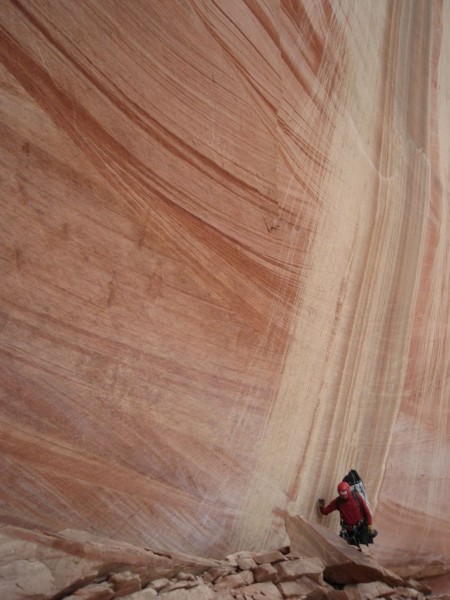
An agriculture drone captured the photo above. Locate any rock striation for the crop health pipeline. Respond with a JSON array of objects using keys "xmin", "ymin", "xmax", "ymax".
[{"xmin": 0, "ymin": 0, "xmax": 449, "ymax": 589}]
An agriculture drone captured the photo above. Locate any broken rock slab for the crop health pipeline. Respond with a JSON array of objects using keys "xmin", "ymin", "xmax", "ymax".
[
  {"xmin": 275, "ymin": 556, "xmax": 325, "ymax": 584},
  {"xmin": 343, "ymin": 580, "xmax": 395, "ymax": 599},
  {"xmin": 277, "ymin": 577, "xmax": 323, "ymax": 599},
  {"xmin": 0, "ymin": 523, "xmax": 224, "ymax": 600},
  {"xmin": 158, "ymin": 583, "xmax": 215, "ymax": 600},
  {"xmin": 253, "ymin": 562, "xmax": 278, "ymax": 583},
  {"xmin": 125, "ymin": 590, "xmax": 158, "ymax": 600},
  {"xmin": 109, "ymin": 570, "xmax": 142, "ymax": 596},
  {"xmin": 285, "ymin": 515, "xmax": 404, "ymax": 587},
  {"xmin": 64, "ymin": 581, "xmax": 115, "ymax": 599},
  {"xmin": 233, "ymin": 581, "xmax": 283, "ymax": 600}
]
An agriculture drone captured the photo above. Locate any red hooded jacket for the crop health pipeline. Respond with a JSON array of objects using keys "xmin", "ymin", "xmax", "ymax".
[{"xmin": 320, "ymin": 491, "xmax": 372, "ymax": 527}]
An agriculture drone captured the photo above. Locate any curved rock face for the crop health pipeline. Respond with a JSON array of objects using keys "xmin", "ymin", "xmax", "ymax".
[{"xmin": 0, "ymin": 0, "xmax": 449, "ymax": 577}]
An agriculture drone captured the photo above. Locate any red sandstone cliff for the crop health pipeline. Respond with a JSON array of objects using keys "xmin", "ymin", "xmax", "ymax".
[{"xmin": 0, "ymin": 0, "xmax": 449, "ymax": 586}]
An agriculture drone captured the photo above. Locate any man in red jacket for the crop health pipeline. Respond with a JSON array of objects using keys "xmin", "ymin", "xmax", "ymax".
[{"xmin": 318, "ymin": 481, "xmax": 376, "ymax": 548}]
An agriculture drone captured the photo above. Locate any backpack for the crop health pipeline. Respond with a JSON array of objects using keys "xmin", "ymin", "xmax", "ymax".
[{"xmin": 342, "ymin": 469, "xmax": 371, "ymax": 510}]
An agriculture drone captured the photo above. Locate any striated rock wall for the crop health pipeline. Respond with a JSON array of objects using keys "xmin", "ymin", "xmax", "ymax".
[{"xmin": 0, "ymin": 0, "xmax": 449, "ymax": 580}]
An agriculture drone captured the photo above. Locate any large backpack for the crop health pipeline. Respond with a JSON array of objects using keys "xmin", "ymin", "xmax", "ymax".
[{"xmin": 342, "ymin": 469, "xmax": 371, "ymax": 510}]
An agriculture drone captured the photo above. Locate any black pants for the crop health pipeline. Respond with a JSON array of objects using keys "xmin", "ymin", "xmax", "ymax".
[{"xmin": 340, "ymin": 522, "xmax": 372, "ymax": 547}]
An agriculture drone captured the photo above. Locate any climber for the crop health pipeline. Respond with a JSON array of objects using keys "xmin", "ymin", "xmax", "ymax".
[{"xmin": 318, "ymin": 481, "xmax": 376, "ymax": 549}]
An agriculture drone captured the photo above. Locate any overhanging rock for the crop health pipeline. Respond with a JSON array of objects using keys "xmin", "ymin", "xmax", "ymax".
[{"xmin": 285, "ymin": 515, "xmax": 404, "ymax": 586}]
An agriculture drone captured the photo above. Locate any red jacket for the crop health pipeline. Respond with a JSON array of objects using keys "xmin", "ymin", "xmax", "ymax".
[{"xmin": 320, "ymin": 492, "xmax": 372, "ymax": 527}]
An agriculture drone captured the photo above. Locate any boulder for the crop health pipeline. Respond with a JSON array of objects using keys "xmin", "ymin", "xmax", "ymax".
[
  {"xmin": 275, "ymin": 557, "xmax": 325, "ymax": 584},
  {"xmin": 109, "ymin": 570, "xmax": 142, "ymax": 596},
  {"xmin": 213, "ymin": 570, "xmax": 254, "ymax": 590},
  {"xmin": 277, "ymin": 577, "xmax": 325, "ymax": 599},
  {"xmin": 253, "ymin": 562, "xmax": 278, "ymax": 583},
  {"xmin": 253, "ymin": 551, "xmax": 286, "ymax": 565},
  {"xmin": 285, "ymin": 516, "xmax": 404, "ymax": 587},
  {"xmin": 233, "ymin": 581, "xmax": 283, "ymax": 600}
]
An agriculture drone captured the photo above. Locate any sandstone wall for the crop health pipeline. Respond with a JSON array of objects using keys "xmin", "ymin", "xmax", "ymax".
[{"xmin": 0, "ymin": 0, "xmax": 449, "ymax": 575}]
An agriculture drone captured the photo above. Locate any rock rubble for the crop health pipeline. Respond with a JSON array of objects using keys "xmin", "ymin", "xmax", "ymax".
[
  {"xmin": 0, "ymin": 517, "xmax": 448, "ymax": 600},
  {"xmin": 55, "ymin": 545, "xmax": 443, "ymax": 600}
]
